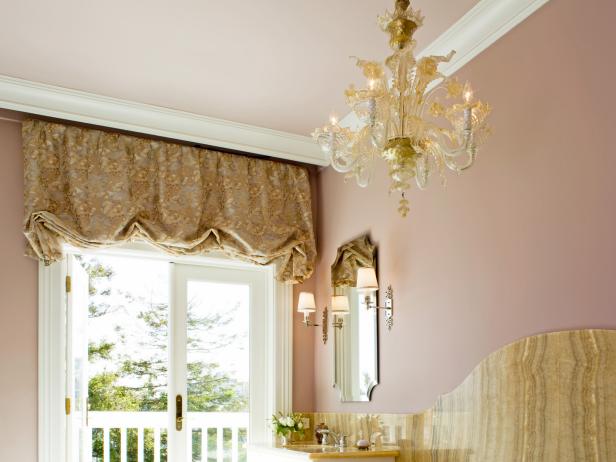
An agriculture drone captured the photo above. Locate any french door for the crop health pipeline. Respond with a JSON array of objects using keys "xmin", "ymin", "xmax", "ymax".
[
  {"xmin": 64, "ymin": 252, "xmax": 273, "ymax": 462},
  {"xmin": 168, "ymin": 263, "xmax": 267, "ymax": 461}
]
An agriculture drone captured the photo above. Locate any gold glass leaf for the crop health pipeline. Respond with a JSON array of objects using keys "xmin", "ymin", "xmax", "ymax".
[
  {"xmin": 446, "ymin": 79, "xmax": 463, "ymax": 98},
  {"xmin": 430, "ymin": 102, "xmax": 445, "ymax": 118},
  {"xmin": 352, "ymin": 57, "xmax": 385, "ymax": 80},
  {"xmin": 417, "ymin": 57, "xmax": 439, "ymax": 80}
]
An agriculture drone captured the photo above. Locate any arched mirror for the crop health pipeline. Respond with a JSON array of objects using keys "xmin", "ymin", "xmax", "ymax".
[{"xmin": 330, "ymin": 235, "xmax": 378, "ymax": 402}]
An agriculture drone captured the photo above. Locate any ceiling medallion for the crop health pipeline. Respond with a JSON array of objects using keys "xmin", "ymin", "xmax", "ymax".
[{"xmin": 312, "ymin": 0, "xmax": 491, "ymax": 216}]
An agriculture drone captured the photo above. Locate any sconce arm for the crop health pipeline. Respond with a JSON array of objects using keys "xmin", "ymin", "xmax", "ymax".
[
  {"xmin": 302, "ymin": 319, "xmax": 320, "ymax": 327},
  {"xmin": 366, "ymin": 305, "xmax": 392, "ymax": 311},
  {"xmin": 363, "ymin": 285, "xmax": 394, "ymax": 330}
]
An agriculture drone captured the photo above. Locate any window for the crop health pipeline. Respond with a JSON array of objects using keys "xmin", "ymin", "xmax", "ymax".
[{"xmin": 39, "ymin": 245, "xmax": 293, "ymax": 462}]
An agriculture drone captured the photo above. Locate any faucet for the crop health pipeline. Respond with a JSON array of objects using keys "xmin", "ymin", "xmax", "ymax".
[
  {"xmin": 317, "ymin": 429, "xmax": 348, "ymax": 448},
  {"xmin": 362, "ymin": 414, "xmax": 384, "ymax": 448},
  {"xmin": 370, "ymin": 431, "xmax": 382, "ymax": 448}
]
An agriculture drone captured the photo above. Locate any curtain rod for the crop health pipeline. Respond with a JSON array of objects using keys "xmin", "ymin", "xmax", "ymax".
[{"xmin": 27, "ymin": 115, "xmax": 317, "ymax": 169}]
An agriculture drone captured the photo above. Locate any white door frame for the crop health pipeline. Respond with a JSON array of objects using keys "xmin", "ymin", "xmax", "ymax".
[{"xmin": 38, "ymin": 243, "xmax": 293, "ymax": 462}]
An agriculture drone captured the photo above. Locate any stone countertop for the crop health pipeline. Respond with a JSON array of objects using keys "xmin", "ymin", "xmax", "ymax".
[{"xmin": 249, "ymin": 443, "xmax": 400, "ymax": 460}]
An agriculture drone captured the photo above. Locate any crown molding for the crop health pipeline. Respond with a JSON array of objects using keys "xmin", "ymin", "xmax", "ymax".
[
  {"xmin": 341, "ymin": 0, "xmax": 551, "ymax": 128},
  {"xmin": 0, "ymin": 74, "xmax": 328, "ymax": 166},
  {"xmin": 420, "ymin": 0, "xmax": 551, "ymax": 76}
]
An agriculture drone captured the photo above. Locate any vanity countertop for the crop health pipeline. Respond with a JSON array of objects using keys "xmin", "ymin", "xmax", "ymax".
[{"xmin": 248, "ymin": 443, "xmax": 400, "ymax": 460}]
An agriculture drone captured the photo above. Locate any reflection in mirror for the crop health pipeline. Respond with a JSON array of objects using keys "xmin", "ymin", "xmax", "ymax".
[
  {"xmin": 334, "ymin": 286, "xmax": 378, "ymax": 402},
  {"xmin": 330, "ymin": 234, "xmax": 378, "ymax": 402}
]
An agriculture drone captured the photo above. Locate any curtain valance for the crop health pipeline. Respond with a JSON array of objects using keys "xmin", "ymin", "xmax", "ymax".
[
  {"xmin": 330, "ymin": 234, "xmax": 375, "ymax": 288},
  {"xmin": 23, "ymin": 119, "xmax": 316, "ymax": 283}
]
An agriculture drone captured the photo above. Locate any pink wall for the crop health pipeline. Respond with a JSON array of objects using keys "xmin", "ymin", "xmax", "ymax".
[
  {"xmin": 293, "ymin": 279, "xmax": 316, "ymax": 411},
  {"xmin": 0, "ymin": 115, "xmax": 38, "ymax": 460},
  {"xmin": 312, "ymin": 0, "xmax": 616, "ymax": 413},
  {"xmin": 293, "ymin": 167, "xmax": 318, "ymax": 411}
]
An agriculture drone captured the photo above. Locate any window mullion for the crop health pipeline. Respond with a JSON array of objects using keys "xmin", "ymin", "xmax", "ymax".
[{"xmin": 168, "ymin": 262, "xmax": 189, "ymax": 460}]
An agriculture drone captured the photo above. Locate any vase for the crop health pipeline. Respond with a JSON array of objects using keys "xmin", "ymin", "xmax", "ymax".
[{"xmin": 280, "ymin": 433, "xmax": 291, "ymax": 446}]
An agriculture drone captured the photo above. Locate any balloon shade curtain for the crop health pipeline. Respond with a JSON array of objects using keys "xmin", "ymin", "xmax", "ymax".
[{"xmin": 23, "ymin": 119, "xmax": 316, "ymax": 283}]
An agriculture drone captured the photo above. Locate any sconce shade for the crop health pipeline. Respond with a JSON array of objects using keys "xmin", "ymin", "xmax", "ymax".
[
  {"xmin": 331, "ymin": 295, "xmax": 350, "ymax": 315},
  {"xmin": 356, "ymin": 267, "xmax": 379, "ymax": 292},
  {"xmin": 297, "ymin": 291, "xmax": 316, "ymax": 312}
]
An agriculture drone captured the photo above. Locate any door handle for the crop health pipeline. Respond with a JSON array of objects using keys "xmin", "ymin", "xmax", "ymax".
[{"xmin": 176, "ymin": 395, "xmax": 183, "ymax": 431}]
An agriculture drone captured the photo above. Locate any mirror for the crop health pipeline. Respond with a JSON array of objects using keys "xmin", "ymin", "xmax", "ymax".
[
  {"xmin": 330, "ymin": 235, "xmax": 378, "ymax": 402},
  {"xmin": 334, "ymin": 287, "xmax": 378, "ymax": 401}
]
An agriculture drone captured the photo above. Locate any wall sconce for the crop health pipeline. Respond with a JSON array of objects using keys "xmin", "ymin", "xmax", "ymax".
[
  {"xmin": 297, "ymin": 291, "xmax": 319, "ymax": 327},
  {"xmin": 356, "ymin": 267, "xmax": 394, "ymax": 330},
  {"xmin": 322, "ymin": 295, "xmax": 350, "ymax": 344},
  {"xmin": 297, "ymin": 292, "xmax": 355, "ymax": 343},
  {"xmin": 331, "ymin": 295, "xmax": 350, "ymax": 329}
]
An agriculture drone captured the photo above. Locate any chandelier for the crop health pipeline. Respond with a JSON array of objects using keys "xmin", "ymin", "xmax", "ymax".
[{"xmin": 312, "ymin": 0, "xmax": 491, "ymax": 216}]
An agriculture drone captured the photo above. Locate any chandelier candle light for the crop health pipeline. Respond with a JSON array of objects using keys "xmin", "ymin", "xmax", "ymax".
[{"xmin": 312, "ymin": 0, "xmax": 491, "ymax": 216}]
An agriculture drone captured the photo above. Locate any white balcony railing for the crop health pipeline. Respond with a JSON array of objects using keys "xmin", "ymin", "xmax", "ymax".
[{"xmin": 87, "ymin": 411, "xmax": 249, "ymax": 462}]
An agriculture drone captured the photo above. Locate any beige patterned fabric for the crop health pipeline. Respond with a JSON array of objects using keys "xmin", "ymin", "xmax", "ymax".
[
  {"xmin": 23, "ymin": 119, "xmax": 316, "ymax": 283},
  {"xmin": 330, "ymin": 234, "xmax": 376, "ymax": 288}
]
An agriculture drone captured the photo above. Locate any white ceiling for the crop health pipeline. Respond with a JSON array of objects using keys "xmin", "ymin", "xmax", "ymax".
[{"xmin": 0, "ymin": 0, "xmax": 479, "ymax": 136}]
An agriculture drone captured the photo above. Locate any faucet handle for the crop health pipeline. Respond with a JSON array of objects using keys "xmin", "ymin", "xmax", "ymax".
[
  {"xmin": 370, "ymin": 431, "xmax": 382, "ymax": 447},
  {"xmin": 317, "ymin": 429, "xmax": 347, "ymax": 448}
]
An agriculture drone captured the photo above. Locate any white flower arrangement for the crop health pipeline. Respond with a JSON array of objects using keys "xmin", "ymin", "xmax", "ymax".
[{"xmin": 271, "ymin": 412, "xmax": 306, "ymax": 439}]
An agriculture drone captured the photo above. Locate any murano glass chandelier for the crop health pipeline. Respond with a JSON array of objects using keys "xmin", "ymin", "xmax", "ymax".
[{"xmin": 312, "ymin": 0, "xmax": 491, "ymax": 216}]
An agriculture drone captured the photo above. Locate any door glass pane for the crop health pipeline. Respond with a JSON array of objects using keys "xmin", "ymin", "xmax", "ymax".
[
  {"xmin": 76, "ymin": 254, "xmax": 170, "ymax": 462},
  {"xmin": 186, "ymin": 281, "xmax": 250, "ymax": 462}
]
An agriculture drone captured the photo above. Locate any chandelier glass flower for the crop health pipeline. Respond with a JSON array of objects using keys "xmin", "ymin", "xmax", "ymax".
[{"xmin": 312, "ymin": 0, "xmax": 491, "ymax": 216}]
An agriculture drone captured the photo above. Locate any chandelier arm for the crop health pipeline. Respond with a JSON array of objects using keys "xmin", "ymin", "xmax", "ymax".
[
  {"xmin": 429, "ymin": 128, "xmax": 477, "ymax": 174},
  {"xmin": 443, "ymin": 149, "xmax": 476, "ymax": 172},
  {"xmin": 419, "ymin": 80, "xmax": 448, "ymax": 119},
  {"xmin": 415, "ymin": 155, "xmax": 429, "ymax": 189},
  {"xmin": 429, "ymin": 125, "xmax": 467, "ymax": 153},
  {"xmin": 443, "ymin": 133, "xmax": 473, "ymax": 158},
  {"xmin": 330, "ymin": 151, "xmax": 356, "ymax": 173},
  {"xmin": 438, "ymin": 139, "xmax": 476, "ymax": 172}
]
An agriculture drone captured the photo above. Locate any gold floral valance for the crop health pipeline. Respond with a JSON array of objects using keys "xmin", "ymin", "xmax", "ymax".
[
  {"xmin": 23, "ymin": 119, "xmax": 316, "ymax": 283},
  {"xmin": 330, "ymin": 234, "xmax": 376, "ymax": 288}
]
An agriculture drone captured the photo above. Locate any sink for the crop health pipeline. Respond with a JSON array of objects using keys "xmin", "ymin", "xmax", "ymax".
[{"xmin": 285, "ymin": 444, "xmax": 345, "ymax": 454}]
